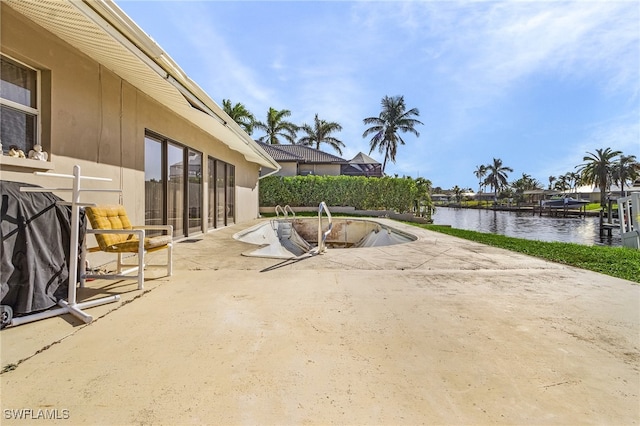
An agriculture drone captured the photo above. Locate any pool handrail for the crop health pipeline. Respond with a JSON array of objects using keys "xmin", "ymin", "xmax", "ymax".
[
  {"xmin": 316, "ymin": 201, "xmax": 333, "ymax": 254},
  {"xmin": 275, "ymin": 204, "xmax": 296, "ymax": 218},
  {"xmin": 284, "ymin": 205, "xmax": 296, "ymax": 217}
]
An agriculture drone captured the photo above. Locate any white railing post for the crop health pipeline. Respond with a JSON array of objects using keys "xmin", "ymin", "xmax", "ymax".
[{"xmin": 618, "ymin": 193, "xmax": 639, "ymax": 249}]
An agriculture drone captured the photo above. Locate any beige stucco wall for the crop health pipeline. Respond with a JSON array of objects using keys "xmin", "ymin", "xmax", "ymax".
[
  {"xmin": 299, "ymin": 163, "xmax": 341, "ymax": 176},
  {"xmin": 277, "ymin": 162, "xmax": 299, "ymax": 177},
  {"xmin": 1, "ymin": 5, "xmax": 261, "ymax": 232}
]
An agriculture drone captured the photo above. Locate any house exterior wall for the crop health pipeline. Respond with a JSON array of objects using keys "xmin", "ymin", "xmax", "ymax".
[
  {"xmin": 277, "ymin": 162, "xmax": 298, "ymax": 177},
  {"xmin": 1, "ymin": 6, "xmax": 261, "ymax": 231},
  {"xmin": 298, "ymin": 163, "xmax": 341, "ymax": 176}
]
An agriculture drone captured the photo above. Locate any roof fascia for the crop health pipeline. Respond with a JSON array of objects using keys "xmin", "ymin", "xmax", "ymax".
[{"xmin": 70, "ymin": 0, "xmax": 280, "ymax": 172}]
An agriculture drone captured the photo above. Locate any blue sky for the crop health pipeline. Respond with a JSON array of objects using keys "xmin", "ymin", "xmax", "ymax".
[{"xmin": 117, "ymin": 0, "xmax": 639, "ymax": 190}]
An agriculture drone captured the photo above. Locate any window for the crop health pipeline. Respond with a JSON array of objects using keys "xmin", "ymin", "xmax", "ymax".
[{"xmin": 0, "ymin": 55, "xmax": 39, "ymax": 155}]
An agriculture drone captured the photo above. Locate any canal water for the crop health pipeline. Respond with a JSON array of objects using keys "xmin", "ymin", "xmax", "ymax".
[{"xmin": 431, "ymin": 207, "xmax": 621, "ymax": 246}]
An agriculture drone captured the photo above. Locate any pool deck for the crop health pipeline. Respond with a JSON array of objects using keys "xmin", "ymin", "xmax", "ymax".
[{"xmin": 1, "ymin": 218, "xmax": 638, "ymax": 425}]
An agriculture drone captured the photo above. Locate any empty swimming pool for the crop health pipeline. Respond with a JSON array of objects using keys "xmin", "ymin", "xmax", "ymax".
[{"xmin": 233, "ymin": 218, "xmax": 417, "ymax": 259}]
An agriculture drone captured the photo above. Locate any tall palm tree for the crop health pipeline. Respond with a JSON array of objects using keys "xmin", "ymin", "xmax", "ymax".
[
  {"xmin": 483, "ymin": 158, "xmax": 513, "ymax": 202},
  {"xmin": 474, "ymin": 164, "xmax": 487, "ymax": 193},
  {"xmin": 254, "ymin": 107, "xmax": 298, "ymax": 145},
  {"xmin": 362, "ymin": 95, "xmax": 423, "ymax": 173},
  {"xmin": 548, "ymin": 175, "xmax": 556, "ymax": 190},
  {"xmin": 298, "ymin": 114, "xmax": 345, "ymax": 155},
  {"xmin": 221, "ymin": 99, "xmax": 255, "ymax": 135},
  {"xmin": 612, "ymin": 154, "xmax": 638, "ymax": 196},
  {"xmin": 576, "ymin": 147, "xmax": 622, "ymax": 207}
]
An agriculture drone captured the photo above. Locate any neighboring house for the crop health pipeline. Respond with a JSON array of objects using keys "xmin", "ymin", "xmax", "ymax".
[
  {"xmin": 474, "ymin": 192, "xmax": 497, "ymax": 202},
  {"xmin": 0, "ymin": 0, "xmax": 279, "ymax": 243},
  {"xmin": 431, "ymin": 194, "xmax": 450, "ymax": 204},
  {"xmin": 570, "ymin": 184, "xmax": 640, "ymax": 203},
  {"xmin": 341, "ymin": 152, "xmax": 383, "ymax": 177},
  {"xmin": 258, "ymin": 143, "xmax": 383, "ymax": 177}
]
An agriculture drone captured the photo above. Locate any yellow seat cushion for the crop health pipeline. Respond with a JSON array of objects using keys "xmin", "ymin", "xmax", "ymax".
[{"xmin": 85, "ymin": 205, "xmax": 171, "ymax": 252}]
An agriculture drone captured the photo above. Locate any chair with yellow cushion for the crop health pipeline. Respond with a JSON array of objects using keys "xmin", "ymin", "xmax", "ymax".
[{"xmin": 80, "ymin": 205, "xmax": 173, "ymax": 290}]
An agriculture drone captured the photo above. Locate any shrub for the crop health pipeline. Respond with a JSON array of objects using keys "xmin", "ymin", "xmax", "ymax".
[{"xmin": 260, "ymin": 175, "xmax": 432, "ymax": 214}]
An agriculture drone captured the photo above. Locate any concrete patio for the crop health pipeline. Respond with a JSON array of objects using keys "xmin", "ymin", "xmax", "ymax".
[{"xmin": 1, "ymin": 218, "xmax": 638, "ymax": 425}]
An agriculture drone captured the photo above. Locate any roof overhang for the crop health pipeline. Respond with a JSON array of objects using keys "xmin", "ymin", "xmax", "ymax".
[{"xmin": 3, "ymin": 0, "xmax": 280, "ymax": 171}]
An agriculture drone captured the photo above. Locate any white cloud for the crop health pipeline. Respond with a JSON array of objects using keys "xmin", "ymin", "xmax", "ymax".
[
  {"xmin": 537, "ymin": 111, "xmax": 640, "ymax": 180},
  {"xmin": 119, "ymin": 0, "xmax": 638, "ymax": 188}
]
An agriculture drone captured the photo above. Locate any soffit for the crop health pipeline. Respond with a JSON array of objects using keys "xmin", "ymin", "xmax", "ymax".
[{"xmin": 3, "ymin": 0, "xmax": 279, "ymax": 170}]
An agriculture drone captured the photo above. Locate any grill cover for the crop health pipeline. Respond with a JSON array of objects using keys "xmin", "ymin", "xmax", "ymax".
[{"xmin": 1, "ymin": 181, "xmax": 85, "ymax": 315}]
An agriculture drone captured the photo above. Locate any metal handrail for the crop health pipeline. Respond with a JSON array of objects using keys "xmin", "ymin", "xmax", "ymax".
[
  {"xmin": 275, "ymin": 205, "xmax": 296, "ymax": 218},
  {"xmin": 284, "ymin": 205, "xmax": 296, "ymax": 217},
  {"xmin": 316, "ymin": 201, "xmax": 333, "ymax": 254}
]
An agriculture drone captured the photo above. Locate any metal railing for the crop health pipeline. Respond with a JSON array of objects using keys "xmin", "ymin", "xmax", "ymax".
[
  {"xmin": 275, "ymin": 204, "xmax": 296, "ymax": 218},
  {"xmin": 618, "ymin": 193, "xmax": 639, "ymax": 249},
  {"xmin": 316, "ymin": 201, "xmax": 333, "ymax": 254},
  {"xmin": 284, "ymin": 205, "xmax": 295, "ymax": 217}
]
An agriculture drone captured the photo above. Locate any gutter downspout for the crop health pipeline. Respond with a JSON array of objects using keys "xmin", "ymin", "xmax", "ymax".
[{"xmin": 259, "ymin": 167, "xmax": 281, "ymax": 180}]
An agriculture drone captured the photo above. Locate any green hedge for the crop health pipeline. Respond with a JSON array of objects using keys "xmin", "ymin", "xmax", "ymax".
[{"xmin": 260, "ymin": 175, "xmax": 432, "ymax": 214}]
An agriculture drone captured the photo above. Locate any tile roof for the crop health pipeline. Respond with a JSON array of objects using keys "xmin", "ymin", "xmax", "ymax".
[{"xmin": 257, "ymin": 143, "xmax": 346, "ymax": 164}]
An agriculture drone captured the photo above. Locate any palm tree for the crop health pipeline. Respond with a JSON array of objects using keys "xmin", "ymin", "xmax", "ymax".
[
  {"xmin": 567, "ymin": 171, "xmax": 581, "ymax": 193},
  {"xmin": 511, "ymin": 173, "xmax": 542, "ymax": 204},
  {"xmin": 298, "ymin": 114, "xmax": 345, "ymax": 155},
  {"xmin": 254, "ymin": 107, "xmax": 298, "ymax": 145},
  {"xmin": 512, "ymin": 173, "xmax": 541, "ymax": 191},
  {"xmin": 554, "ymin": 173, "xmax": 570, "ymax": 193},
  {"xmin": 483, "ymin": 158, "xmax": 513, "ymax": 202},
  {"xmin": 221, "ymin": 99, "xmax": 255, "ymax": 135},
  {"xmin": 474, "ymin": 164, "xmax": 487, "ymax": 193},
  {"xmin": 548, "ymin": 175, "xmax": 556, "ymax": 190},
  {"xmin": 576, "ymin": 147, "xmax": 622, "ymax": 207},
  {"xmin": 362, "ymin": 95, "xmax": 423, "ymax": 173},
  {"xmin": 612, "ymin": 154, "xmax": 638, "ymax": 196},
  {"xmin": 452, "ymin": 185, "xmax": 463, "ymax": 203}
]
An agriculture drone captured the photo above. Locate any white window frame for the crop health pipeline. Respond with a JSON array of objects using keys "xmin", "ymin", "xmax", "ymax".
[{"xmin": 0, "ymin": 53, "xmax": 41, "ymax": 152}]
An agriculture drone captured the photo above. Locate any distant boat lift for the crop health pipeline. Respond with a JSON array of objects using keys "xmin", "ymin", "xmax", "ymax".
[{"xmin": 539, "ymin": 196, "xmax": 589, "ymax": 218}]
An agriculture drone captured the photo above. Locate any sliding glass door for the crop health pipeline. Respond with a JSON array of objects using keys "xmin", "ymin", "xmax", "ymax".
[
  {"xmin": 208, "ymin": 156, "xmax": 235, "ymax": 229},
  {"xmin": 144, "ymin": 132, "xmax": 203, "ymax": 238},
  {"xmin": 188, "ymin": 150, "xmax": 202, "ymax": 234},
  {"xmin": 226, "ymin": 164, "xmax": 235, "ymax": 225},
  {"xmin": 167, "ymin": 142, "xmax": 184, "ymax": 237},
  {"xmin": 144, "ymin": 136, "xmax": 163, "ymax": 227}
]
